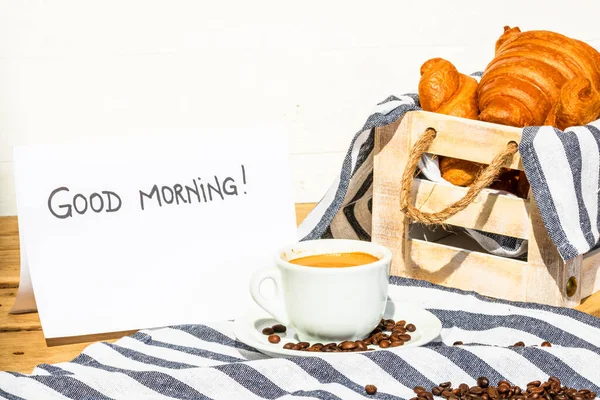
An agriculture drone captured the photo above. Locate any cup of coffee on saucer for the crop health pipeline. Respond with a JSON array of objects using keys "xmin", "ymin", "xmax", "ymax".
[{"xmin": 249, "ymin": 239, "xmax": 392, "ymax": 343}]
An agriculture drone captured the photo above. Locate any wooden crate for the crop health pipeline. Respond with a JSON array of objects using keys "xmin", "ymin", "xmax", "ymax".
[{"xmin": 372, "ymin": 110, "xmax": 600, "ymax": 307}]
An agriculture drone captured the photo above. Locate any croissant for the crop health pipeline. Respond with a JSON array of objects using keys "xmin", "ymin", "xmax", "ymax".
[
  {"xmin": 418, "ymin": 58, "xmax": 483, "ymax": 186},
  {"xmin": 478, "ymin": 26, "xmax": 600, "ymax": 130}
]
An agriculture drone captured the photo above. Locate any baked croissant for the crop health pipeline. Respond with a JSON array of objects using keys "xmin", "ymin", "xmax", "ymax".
[
  {"xmin": 418, "ymin": 58, "xmax": 482, "ymax": 186},
  {"xmin": 478, "ymin": 26, "xmax": 600, "ymax": 130},
  {"xmin": 419, "ymin": 58, "xmax": 479, "ymax": 120}
]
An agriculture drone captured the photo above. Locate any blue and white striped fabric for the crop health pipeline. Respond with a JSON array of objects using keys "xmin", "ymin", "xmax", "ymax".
[
  {"xmin": 297, "ymin": 85, "xmax": 600, "ymax": 261},
  {"xmin": 2, "ymin": 277, "xmax": 600, "ymax": 399}
]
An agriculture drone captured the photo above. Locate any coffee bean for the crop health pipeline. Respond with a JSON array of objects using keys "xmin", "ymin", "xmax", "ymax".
[
  {"xmin": 283, "ymin": 343, "xmax": 294, "ymax": 349},
  {"xmin": 262, "ymin": 327, "xmax": 274, "ymax": 335},
  {"xmin": 530, "ymin": 387, "xmax": 545, "ymax": 395},
  {"xmin": 441, "ymin": 390, "xmax": 452, "ymax": 399},
  {"xmin": 406, "ymin": 323, "xmax": 417, "ymax": 332},
  {"xmin": 477, "ymin": 377, "xmax": 489, "ymax": 389},
  {"xmin": 453, "ymin": 341, "xmax": 463, "ymax": 346},
  {"xmin": 365, "ymin": 384, "xmax": 377, "ymax": 395},
  {"xmin": 356, "ymin": 341, "xmax": 368, "ymax": 351},
  {"xmin": 528, "ymin": 381, "xmax": 542, "ymax": 388},
  {"xmin": 541, "ymin": 341, "xmax": 552, "ymax": 347},
  {"xmin": 414, "ymin": 386, "xmax": 426, "ymax": 394},
  {"xmin": 268, "ymin": 334, "xmax": 280, "ymax": 344},
  {"xmin": 396, "ymin": 320, "xmax": 406, "ymax": 327},
  {"xmin": 340, "ymin": 341, "xmax": 358, "ymax": 350},
  {"xmin": 514, "ymin": 386, "xmax": 522, "ymax": 395},
  {"xmin": 470, "ymin": 386, "xmax": 484, "ymax": 395},
  {"xmin": 391, "ymin": 340, "xmax": 404, "ymax": 347},
  {"xmin": 399, "ymin": 334, "xmax": 412, "ymax": 341},
  {"xmin": 298, "ymin": 341, "xmax": 310, "ymax": 349},
  {"xmin": 487, "ymin": 386, "xmax": 499, "ymax": 398},
  {"xmin": 421, "ymin": 392, "xmax": 434, "ymax": 400},
  {"xmin": 385, "ymin": 323, "xmax": 395, "ymax": 331},
  {"xmin": 272, "ymin": 324, "xmax": 287, "ymax": 333},
  {"xmin": 513, "ymin": 341, "xmax": 525, "ymax": 347},
  {"xmin": 439, "ymin": 382, "xmax": 452, "ymax": 388},
  {"xmin": 393, "ymin": 327, "xmax": 407, "ymax": 334},
  {"xmin": 379, "ymin": 340, "xmax": 391, "ymax": 348},
  {"xmin": 432, "ymin": 387, "xmax": 443, "ymax": 396},
  {"xmin": 459, "ymin": 383, "xmax": 469, "ymax": 395},
  {"xmin": 573, "ymin": 396, "xmax": 585, "ymax": 400},
  {"xmin": 292, "ymin": 344, "xmax": 302, "ymax": 350}
]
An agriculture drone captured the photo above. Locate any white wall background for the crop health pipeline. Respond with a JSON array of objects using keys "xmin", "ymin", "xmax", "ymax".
[{"xmin": 2, "ymin": 0, "xmax": 600, "ymax": 215}]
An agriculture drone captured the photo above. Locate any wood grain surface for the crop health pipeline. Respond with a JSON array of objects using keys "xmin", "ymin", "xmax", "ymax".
[{"xmin": 1, "ymin": 202, "xmax": 600, "ymax": 374}]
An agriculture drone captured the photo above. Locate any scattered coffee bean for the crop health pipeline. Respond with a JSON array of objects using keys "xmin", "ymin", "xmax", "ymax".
[
  {"xmin": 391, "ymin": 340, "xmax": 404, "ymax": 347},
  {"xmin": 340, "ymin": 341, "xmax": 358, "ymax": 351},
  {"xmin": 272, "ymin": 324, "xmax": 287, "ymax": 333},
  {"xmin": 541, "ymin": 341, "xmax": 552, "ymax": 347},
  {"xmin": 477, "ymin": 377, "xmax": 489, "ymax": 388},
  {"xmin": 406, "ymin": 323, "xmax": 417, "ymax": 332},
  {"xmin": 268, "ymin": 334, "xmax": 281, "ymax": 344},
  {"xmin": 262, "ymin": 327, "xmax": 274, "ymax": 335},
  {"xmin": 283, "ymin": 343, "xmax": 294, "ymax": 350},
  {"xmin": 379, "ymin": 340, "xmax": 391, "ymax": 348},
  {"xmin": 453, "ymin": 341, "xmax": 464, "ymax": 346},
  {"xmin": 432, "ymin": 387, "xmax": 444, "ymax": 396},
  {"xmin": 513, "ymin": 341, "xmax": 525, "ymax": 347},
  {"xmin": 365, "ymin": 384, "xmax": 377, "ymax": 395}
]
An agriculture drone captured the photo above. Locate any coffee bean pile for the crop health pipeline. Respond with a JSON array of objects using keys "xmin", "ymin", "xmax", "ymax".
[
  {"xmin": 411, "ymin": 376, "xmax": 596, "ymax": 400},
  {"xmin": 266, "ymin": 318, "xmax": 417, "ymax": 353}
]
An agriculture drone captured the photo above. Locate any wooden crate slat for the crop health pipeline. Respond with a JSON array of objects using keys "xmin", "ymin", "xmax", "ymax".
[
  {"xmin": 410, "ymin": 111, "xmax": 524, "ymax": 170},
  {"xmin": 412, "ymin": 178, "xmax": 530, "ymax": 239},
  {"xmin": 408, "ymin": 239, "xmax": 528, "ymax": 302}
]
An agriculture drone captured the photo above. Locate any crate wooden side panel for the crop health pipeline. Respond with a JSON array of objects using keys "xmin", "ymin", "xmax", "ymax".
[
  {"xmin": 581, "ymin": 248, "xmax": 600, "ymax": 298},
  {"xmin": 412, "ymin": 178, "xmax": 530, "ymax": 239},
  {"xmin": 525, "ymin": 190, "xmax": 582, "ymax": 307},
  {"xmin": 409, "ymin": 111, "xmax": 524, "ymax": 170},
  {"xmin": 372, "ymin": 114, "xmax": 411, "ymax": 277}
]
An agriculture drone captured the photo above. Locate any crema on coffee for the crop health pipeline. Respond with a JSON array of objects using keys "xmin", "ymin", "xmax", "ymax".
[{"xmin": 288, "ymin": 252, "xmax": 380, "ymax": 268}]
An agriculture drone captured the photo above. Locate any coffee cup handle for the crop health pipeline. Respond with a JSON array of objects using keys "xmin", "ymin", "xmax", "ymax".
[{"xmin": 249, "ymin": 267, "xmax": 290, "ymax": 326}]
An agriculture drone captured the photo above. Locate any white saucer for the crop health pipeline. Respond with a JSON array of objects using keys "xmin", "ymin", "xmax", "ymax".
[{"xmin": 233, "ymin": 299, "xmax": 443, "ymax": 358}]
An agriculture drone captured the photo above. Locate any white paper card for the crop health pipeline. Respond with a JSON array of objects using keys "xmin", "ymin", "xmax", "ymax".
[{"xmin": 12, "ymin": 129, "xmax": 297, "ymax": 339}]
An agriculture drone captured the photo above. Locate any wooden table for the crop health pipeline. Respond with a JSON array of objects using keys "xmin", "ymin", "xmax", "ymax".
[{"xmin": 1, "ymin": 203, "xmax": 600, "ymax": 374}]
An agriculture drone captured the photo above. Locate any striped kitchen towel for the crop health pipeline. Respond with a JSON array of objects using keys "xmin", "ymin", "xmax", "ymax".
[
  {"xmin": 298, "ymin": 83, "xmax": 600, "ymax": 261},
  {"xmin": 1, "ymin": 277, "xmax": 600, "ymax": 399}
]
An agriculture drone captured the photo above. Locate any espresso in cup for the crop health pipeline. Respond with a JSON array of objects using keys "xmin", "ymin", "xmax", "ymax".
[
  {"xmin": 288, "ymin": 252, "xmax": 380, "ymax": 268},
  {"xmin": 250, "ymin": 239, "xmax": 392, "ymax": 343}
]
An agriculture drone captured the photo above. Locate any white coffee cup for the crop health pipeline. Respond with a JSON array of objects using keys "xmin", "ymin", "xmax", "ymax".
[{"xmin": 249, "ymin": 239, "xmax": 392, "ymax": 343}]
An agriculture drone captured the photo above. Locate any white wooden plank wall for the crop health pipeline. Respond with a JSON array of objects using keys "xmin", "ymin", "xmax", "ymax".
[{"xmin": 1, "ymin": 0, "xmax": 600, "ymax": 215}]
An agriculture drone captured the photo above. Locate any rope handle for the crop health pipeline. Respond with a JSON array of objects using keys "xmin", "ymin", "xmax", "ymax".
[{"xmin": 399, "ymin": 128, "xmax": 519, "ymax": 225}]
